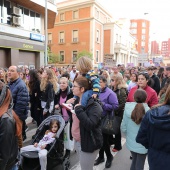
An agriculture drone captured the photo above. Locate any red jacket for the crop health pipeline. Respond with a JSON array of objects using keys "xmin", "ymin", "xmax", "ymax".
[{"xmin": 127, "ymin": 85, "xmax": 158, "ymax": 107}]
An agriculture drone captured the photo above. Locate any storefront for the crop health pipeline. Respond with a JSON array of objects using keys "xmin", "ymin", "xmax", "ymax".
[{"xmin": 0, "ymin": 35, "xmax": 44, "ymax": 68}]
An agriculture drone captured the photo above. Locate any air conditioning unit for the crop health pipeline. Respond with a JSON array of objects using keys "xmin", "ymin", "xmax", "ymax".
[
  {"xmin": 11, "ymin": 6, "xmax": 21, "ymax": 16},
  {"xmin": 12, "ymin": 16, "xmax": 21, "ymax": 26}
]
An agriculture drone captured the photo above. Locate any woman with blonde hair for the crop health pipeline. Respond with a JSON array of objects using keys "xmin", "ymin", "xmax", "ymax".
[
  {"xmin": 40, "ymin": 68, "xmax": 58, "ymax": 122},
  {"xmin": 102, "ymin": 70, "xmax": 110, "ymax": 85},
  {"xmin": 110, "ymin": 74, "xmax": 128, "ymax": 152}
]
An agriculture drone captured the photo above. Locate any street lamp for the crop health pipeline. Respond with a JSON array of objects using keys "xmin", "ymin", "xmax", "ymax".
[{"xmin": 45, "ymin": 0, "xmax": 48, "ymax": 66}]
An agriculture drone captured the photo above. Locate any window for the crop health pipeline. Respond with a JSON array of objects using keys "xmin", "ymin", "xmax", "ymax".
[
  {"xmin": 141, "ymin": 41, "xmax": 145, "ymax": 47},
  {"xmin": 59, "ymin": 51, "xmax": 65, "ymax": 62},
  {"xmin": 0, "ymin": 0, "xmax": 11, "ymax": 24},
  {"xmin": 96, "ymin": 51, "xmax": 99, "ymax": 62},
  {"xmin": 131, "ymin": 29, "xmax": 137, "ymax": 34},
  {"xmin": 131, "ymin": 22, "xmax": 137, "ymax": 27},
  {"xmin": 141, "ymin": 35, "xmax": 145, "ymax": 40},
  {"xmin": 73, "ymin": 30, "xmax": 78, "ymax": 42},
  {"xmin": 60, "ymin": 13, "xmax": 64, "ymax": 21},
  {"xmin": 142, "ymin": 29, "xmax": 146, "ymax": 34},
  {"xmin": 48, "ymin": 33, "xmax": 52, "ymax": 44},
  {"xmin": 96, "ymin": 30, "xmax": 100, "ymax": 42},
  {"xmin": 73, "ymin": 10, "xmax": 78, "ymax": 19},
  {"xmin": 59, "ymin": 32, "xmax": 64, "ymax": 43},
  {"xmin": 73, "ymin": 51, "xmax": 77, "ymax": 62},
  {"xmin": 142, "ymin": 22, "xmax": 146, "ymax": 27}
]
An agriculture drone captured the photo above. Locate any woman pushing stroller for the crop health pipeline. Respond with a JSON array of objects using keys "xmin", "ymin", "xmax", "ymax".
[{"xmin": 20, "ymin": 119, "xmax": 60, "ymax": 170}]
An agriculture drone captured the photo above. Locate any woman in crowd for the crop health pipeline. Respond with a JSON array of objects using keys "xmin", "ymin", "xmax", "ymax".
[
  {"xmin": 40, "ymin": 68, "xmax": 57, "ymax": 122},
  {"xmin": 69, "ymin": 76, "xmax": 103, "ymax": 170},
  {"xmin": 0, "ymin": 68, "xmax": 7, "ymax": 84},
  {"xmin": 128, "ymin": 73, "xmax": 138, "ymax": 92},
  {"xmin": 157, "ymin": 67, "xmax": 165, "ymax": 85},
  {"xmin": 127, "ymin": 72, "xmax": 158, "ymax": 107},
  {"xmin": 158, "ymin": 77, "xmax": 170, "ymax": 103},
  {"xmin": 0, "ymin": 80, "xmax": 22, "ymax": 170},
  {"xmin": 54, "ymin": 77, "xmax": 74, "ymax": 159},
  {"xmin": 136, "ymin": 86, "xmax": 170, "ymax": 170},
  {"xmin": 124, "ymin": 74, "xmax": 131, "ymax": 85},
  {"xmin": 121, "ymin": 89, "xmax": 150, "ymax": 170},
  {"xmin": 94, "ymin": 76, "xmax": 118, "ymax": 168},
  {"xmin": 102, "ymin": 70, "xmax": 110, "ymax": 85},
  {"xmin": 28, "ymin": 70, "xmax": 42, "ymax": 126},
  {"xmin": 25, "ymin": 68, "xmax": 30, "ymax": 81},
  {"xmin": 110, "ymin": 74, "xmax": 127, "ymax": 152}
]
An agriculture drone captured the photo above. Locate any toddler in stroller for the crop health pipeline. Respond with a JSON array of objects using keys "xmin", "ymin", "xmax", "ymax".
[{"xmin": 19, "ymin": 115, "xmax": 69, "ymax": 170}]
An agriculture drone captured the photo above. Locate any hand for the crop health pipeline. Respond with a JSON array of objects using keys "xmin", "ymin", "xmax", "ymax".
[
  {"xmin": 40, "ymin": 144, "xmax": 47, "ymax": 149},
  {"xmin": 75, "ymin": 103, "xmax": 81, "ymax": 108},
  {"xmin": 66, "ymin": 98, "xmax": 76, "ymax": 104},
  {"xmin": 34, "ymin": 143, "xmax": 38, "ymax": 147},
  {"xmin": 55, "ymin": 104, "xmax": 60, "ymax": 109},
  {"xmin": 92, "ymin": 94, "xmax": 97, "ymax": 99},
  {"xmin": 43, "ymin": 112, "xmax": 47, "ymax": 115}
]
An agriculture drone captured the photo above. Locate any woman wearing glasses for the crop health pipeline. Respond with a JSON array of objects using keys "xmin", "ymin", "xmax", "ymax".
[
  {"xmin": 127, "ymin": 72, "xmax": 158, "ymax": 107},
  {"xmin": 70, "ymin": 76, "xmax": 103, "ymax": 170}
]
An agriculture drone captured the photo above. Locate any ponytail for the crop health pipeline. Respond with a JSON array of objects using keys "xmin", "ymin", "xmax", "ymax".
[{"xmin": 131, "ymin": 103, "xmax": 145, "ymax": 125}]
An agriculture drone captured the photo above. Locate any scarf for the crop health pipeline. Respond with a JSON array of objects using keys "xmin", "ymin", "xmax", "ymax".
[{"xmin": 0, "ymin": 87, "xmax": 22, "ymax": 137}]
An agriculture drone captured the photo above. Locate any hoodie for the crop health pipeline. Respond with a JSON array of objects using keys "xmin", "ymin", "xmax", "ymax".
[
  {"xmin": 136, "ymin": 105, "xmax": 170, "ymax": 170},
  {"xmin": 121, "ymin": 102, "xmax": 150, "ymax": 154}
]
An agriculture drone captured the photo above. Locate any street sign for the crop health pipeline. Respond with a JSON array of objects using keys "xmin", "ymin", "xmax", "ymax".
[{"xmin": 103, "ymin": 54, "xmax": 116, "ymax": 68}]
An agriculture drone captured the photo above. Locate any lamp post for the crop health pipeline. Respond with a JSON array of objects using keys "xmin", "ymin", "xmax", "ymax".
[{"xmin": 45, "ymin": 0, "xmax": 48, "ymax": 66}]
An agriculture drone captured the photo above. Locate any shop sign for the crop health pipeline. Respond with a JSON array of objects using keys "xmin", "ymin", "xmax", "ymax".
[
  {"xmin": 30, "ymin": 33, "xmax": 45, "ymax": 42},
  {"xmin": 23, "ymin": 44, "xmax": 34, "ymax": 49}
]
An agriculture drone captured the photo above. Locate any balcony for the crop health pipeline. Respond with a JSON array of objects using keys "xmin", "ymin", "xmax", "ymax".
[
  {"xmin": 114, "ymin": 43, "xmax": 127, "ymax": 51},
  {"xmin": 10, "ymin": 0, "xmax": 57, "ymax": 28}
]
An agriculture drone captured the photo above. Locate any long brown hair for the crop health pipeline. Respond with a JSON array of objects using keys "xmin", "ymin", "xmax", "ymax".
[
  {"xmin": 131, "ymin": 89, "xmax": 147, "ymax": 124},
  {"xmin": 40, "ymin": 68, "xmax": 58, "ymax": 92}
]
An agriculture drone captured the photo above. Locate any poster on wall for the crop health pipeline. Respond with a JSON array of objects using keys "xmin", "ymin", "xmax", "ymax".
[{"xmin": 103, "ymin": 54, "xmax": 116, "ymax": 68}]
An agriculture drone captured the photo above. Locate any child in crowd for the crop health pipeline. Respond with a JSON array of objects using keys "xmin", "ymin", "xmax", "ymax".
[
  {"xmin": 121, "ymin": 89, "xmax": 150, "ymax": 170},
  {"xmin": 20, "ymin": 120, "xmax": 60, "ymax": 170},
  {"xmin": 75, "ymin": 56, "xmax": 100, "ymax": 107}
]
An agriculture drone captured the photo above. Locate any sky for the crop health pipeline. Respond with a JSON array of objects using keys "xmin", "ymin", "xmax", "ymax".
[{"xmin": 57, "ymin": 0, "xmax": 170, "ymax": 41}]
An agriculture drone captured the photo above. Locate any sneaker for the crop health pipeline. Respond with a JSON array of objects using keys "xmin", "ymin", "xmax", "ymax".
[{"xmin": 105, "ymin": 155, "xmax": 113, "ymax": 168}]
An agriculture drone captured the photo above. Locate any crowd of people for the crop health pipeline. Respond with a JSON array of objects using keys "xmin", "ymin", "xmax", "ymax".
[{"xmin": 1, "ymin": 57, "xmax": 170, "ymax": 170}]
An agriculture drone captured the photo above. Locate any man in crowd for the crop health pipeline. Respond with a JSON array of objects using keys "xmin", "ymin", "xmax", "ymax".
[
  {"xmin": 70, "ymin": 65, "xmax": 77, "ymax": 81},
  {"xmin": 8, "ymin": 65, "xmax": 29, "ymax": 141},
  {"xmin": 161, "ymin": 66, "xmax": 170, "ymax": 89},
  {"xmin": 147, "ymin": 66, "xmax": 160, "ymax": 94}
]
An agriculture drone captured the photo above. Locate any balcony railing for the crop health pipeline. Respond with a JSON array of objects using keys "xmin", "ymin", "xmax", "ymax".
[{"xmin": 48, "ymin": 0, "xmax": 57, "ymax": 4}]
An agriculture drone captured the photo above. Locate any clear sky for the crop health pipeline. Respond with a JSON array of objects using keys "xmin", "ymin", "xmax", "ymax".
[{"xmin": 57, "ymin": 0, "xmax": 170, "ymax": 41}]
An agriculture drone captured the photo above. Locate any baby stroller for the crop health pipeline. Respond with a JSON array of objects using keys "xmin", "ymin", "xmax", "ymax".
[{"xmin": 20, "ymin": 115, "xmax": 70, "ymax": 170}]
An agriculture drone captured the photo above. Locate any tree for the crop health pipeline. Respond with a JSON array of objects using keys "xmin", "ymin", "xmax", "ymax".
[
  {"xmin": 76, "ymin": 50, "xmax": 93, "ymax": 61},
  {"xmin": 47, "ymin": 47, "xmax": 60, "ymax": 64}
]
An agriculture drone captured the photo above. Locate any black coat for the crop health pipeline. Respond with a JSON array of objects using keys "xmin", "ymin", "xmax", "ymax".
[
  {"xmin": 40, "ymin": 82, "xmax": 55, "ymax": 112},
  {"xmin": 150, "ymin": 74, "xmax": 160, "ymax": 94},
  {"xmin": 136, "ymin": 105, "xmax": 170, "ymax": 170},
  {"xmin": 9, "ymin": 78, "xmax": 29, "ymax": 121},
  {"xmin": 75, "ymin": 98, "xmax": 103, "ymax": 153},
  {"xmin": 0, "ymin": 110, "xmax": 18, "ymax": 170}
]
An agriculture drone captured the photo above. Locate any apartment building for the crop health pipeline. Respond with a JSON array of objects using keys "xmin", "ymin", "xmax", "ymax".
[
  {"xmin": 48, "ymin": 0, "xmax": 113, "ymax": 66},
  {"xmin": 0, "ymin": 0, "xmax": 57, "ymax": 68},
  {"xmin": 130, "ymin": 19, "xmax": 150, "ymax": 54},
  {"xmin": 104, "ymin": 19, "xmax": 138, "ymax": 66}
]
